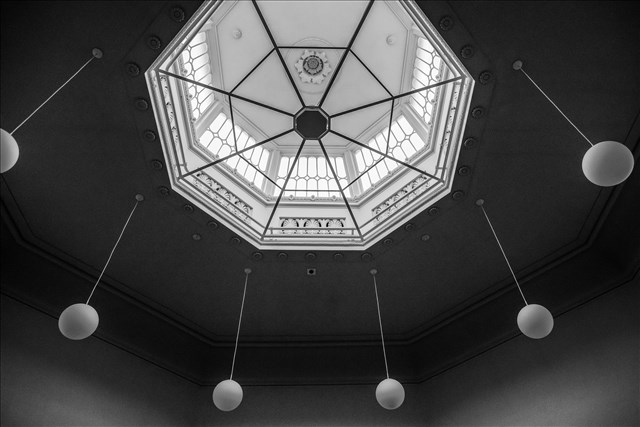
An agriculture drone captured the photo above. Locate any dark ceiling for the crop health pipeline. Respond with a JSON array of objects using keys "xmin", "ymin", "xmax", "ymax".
[{"xmin": 1, "ymin": 1, "xmax": 639, "ymax": 386}]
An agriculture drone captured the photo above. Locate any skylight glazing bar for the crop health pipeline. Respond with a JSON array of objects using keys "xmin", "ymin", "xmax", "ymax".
[
  {"xmin": 229, "ymin": 97, "xmax": 240, "ymax": 154},
  {"xmin": 330, "ymin": 130, "xmax": 443, "ymax": 183},
  {"xmin": 349, "ymin": 50, "xmax": 392, "ymax": 97},
  {"xmin": 345, "ymin": 98, "xmax": 399, "ymax": 190},
  {"xmin": 230, "ymin": 48, "xmax": 275, "ymax": 94},
  {"xmin": 238, "ymin": 157, "xmax": 280, "ymax": 189},
  {"xmin": 318, "ymin": 0, "xmax": 374, "ymax": 107},
  {"xmin": 331, "ymin": 77, "xmax": 463, "ymax": 118},
  {"xmin": 344, "ymin": 157, "xmax": 385, "ymax": 190},
  {"xmin": 181, "ymin": 129, "xmax": 294, "ymax": 179},
  {"xmin": 160, "ymin": 69, "xmax": 228, "ymax": 96},
  {"xmin": 385, "ymin": 99, "xmax": 396, "ymax": 156},
  {"xmin": 227, "ymin": 96, "xmax": 280, "ymax": 188},
  {"xmin": 318, "ymin": 139, "xmax": 363, "ymax": 240},
  {"xmin": 159, "ymin": 69, "xmax": 294, "ymax": 117},
  {"xmin": 251, "ymin": 0, "xmax": 305, "ymax": 108},
  {"xmin": 262, "ymin": 139, "xmax": 308, "ymax": 239}
]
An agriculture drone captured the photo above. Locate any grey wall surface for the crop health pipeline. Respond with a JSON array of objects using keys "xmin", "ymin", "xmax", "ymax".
[
  {"xmin": 2, "ymin": 277, "xmax": 638, "ymax": 426},
  {"xmin": 190, "ymin": 278, "xmax": 639, "ymax": 426},
  {"xmin": 415, "ymin": 276, "xmax": 639, "ymax": 426},
  {"xmin": 0, "ymin": 296, "xmax": 200, "ymax": 427}
]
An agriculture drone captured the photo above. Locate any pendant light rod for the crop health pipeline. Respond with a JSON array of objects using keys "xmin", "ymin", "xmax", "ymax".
[
  {"xmin": 513, "ymin": 60, "xmax": 593, "ymax": 147},
  {"xmin": 11, "ymin": 48, "xmax": 103, "ymax": 136},
  {"xmin": 476, "ymin": 200, "xmax": 528, "ymax": 306},
  {"xmin": 230, "ymin": 268, "xmax": 251, "ymax": 380},
  {"xmin": 86, "ymin": 194, "xmax": 143, "ymax": 304},
  {"xmin": 371, "ymin": 269, "xmax": 390, "ymax": 379}
]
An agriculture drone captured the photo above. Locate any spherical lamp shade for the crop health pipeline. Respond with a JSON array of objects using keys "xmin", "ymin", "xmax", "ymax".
[
  {"xmin": 582, "ymin": 141, "xmax": 634, "ymax": 187},
  {"xmin": 375, "ymin": 378, "xmax": 405, "ymax": 410},
  {"xmin": 213, "ymin": 379, "xmax": 243, "ymax": 411},
  {"xmin": 58, "ymin": 303, "xmax": 99, "ymax": 340},
  {"xmin": 1, "ymin": 128, "xmax": 19, "ymax": 173},
  {"xmin": 517, "ymin": 304, "xmax": 553, "ymax": 339}
]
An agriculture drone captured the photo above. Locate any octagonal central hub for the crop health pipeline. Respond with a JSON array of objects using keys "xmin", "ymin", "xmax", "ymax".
[{"xmin": 294, "ymin": 108, "xmax": 330, "ymax": 139}]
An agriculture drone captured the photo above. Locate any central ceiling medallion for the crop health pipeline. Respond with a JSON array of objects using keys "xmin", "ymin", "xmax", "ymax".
[
  {"xmin": 295, "ymin": 50, "xmax": 332, "ymax": 84},
  {"xmin": 146, "ymin": 0, "xmax": 475, "ymax": 250}
]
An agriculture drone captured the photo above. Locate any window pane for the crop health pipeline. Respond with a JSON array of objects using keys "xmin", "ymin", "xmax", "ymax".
[
  {"xmin": 308, "ymin": 156, "xmax": 317, "ymax": 176},
  {"xmin": 236, "ymin": 158, "xmax": 249, "ymax": 175},
  {"xmin": 317, "ymin": 157, "xmax": 327, "ymax": 176},
  {"xmin": 335, "ymin": 157, "xmax": 346, "ymax": 178},
  {"xmin": 355, "ymin": 150, "xmax": 365, "ymax": 172},
  {"xmin": 298, "ymin": 157, "xmax": 307, "ymax": 177},
  {"xmin": 236, "ymin": 131, "xmax": 249, "ymax": 150},
  {"xmin": 278, "ymin": 158, "xmax": 289, "ymax": 178}
]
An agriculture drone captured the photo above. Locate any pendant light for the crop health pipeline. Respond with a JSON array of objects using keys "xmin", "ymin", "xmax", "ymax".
[
  {"xmin": 212, "ymin": 268, "xmax": 252, "ymax": 412},
  {"xmin": 370, "ymin": 269, "xmax": 405, "ymax": 410},
  {"xmin": 58, "ymin": 194, "xmax": 143, "ymax": 340},
  {"xmin": 0, "ymin": 48, "xmax": 103, "ymax": 174},
  {"xmin": 513, "ymin": 60, "xmax": 634, "ymax": 187},
  {"xmin": 476, "ymin": 200, "xmax": 554, "ymax": 339}
]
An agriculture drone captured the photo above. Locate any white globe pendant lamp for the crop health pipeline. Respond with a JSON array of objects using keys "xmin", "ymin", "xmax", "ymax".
[
  {"xmin": 517, "ymin": 304, "xmax": 554, "ymax": 339},
  {"xmin": 58, "ymin": 194, "xmax": 143, "ymax": 340},
  {"xmin": 513, "ymin": 60, "xmax": 634, "ymax": 187},
  {"xmin": 0, "ymin": 48, "xmax": 103, "ymax": 174},
  {"xmin": 370, "ymin": 269, "xmax": 405, "ymax": 410},
  {"xmin": 376, "ymin": 378, "xmax": 405, "ymax": 411},
  {"xmin": 212, "ymin": 268, "xmax": 252, "ymax": 412},
  {"xmin": 0, "ymin": 129, "xmax": 19, "ymax": 173},
  {"xmin": 582, "ymin": 140, "xmax": 634, "ymax": 187},
  {"xmin": 213, "ymin": 379, "xmax": 243, "ymax": 412},
  {"xmin": 58, "ymin": 303, "xmax": 99, "ymax": 340},
  {"xmin": 477, "ymin": 200, "xmax": 554, "ymax": 339}
]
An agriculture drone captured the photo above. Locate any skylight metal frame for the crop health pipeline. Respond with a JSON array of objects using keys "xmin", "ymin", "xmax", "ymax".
[{"xmin": 145, "ymin": 0, "xmax": 475, "ymax": 250}]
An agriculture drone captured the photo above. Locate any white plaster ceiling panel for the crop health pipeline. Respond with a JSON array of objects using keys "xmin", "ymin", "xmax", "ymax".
[
  {"xmin": 216, "ymin": 0, "xmax": 273, "ymax": 91},
  {"xmin": 271, "ymin": 131, "xmax": 302, "ymax": 149},
  {"xmin": 297, "ymin": 140, "xmax": 323, "ymax": 156},
  {"xmin": 330, "ymin": 101, "xmax": 392, "ymax": 140},
  {"xmin": 319, "ymin": 132, "xmax": 352, "ymax": 148},
  {"xmin": 281, "ymin": 47, "xmax": 345, "ymax": 107},
  {"xmin": 257, "ymin": 0, "xmax": 369, "ymax": 47},
  {"xmin": 351, "ymin": 1, "xmax": 409, "ymax": 95},
  {"xmin": 232, "ymin": 51, "xmax": 301, "ymax": 114},
  {"xmin": 321, "ymin": 53, "xmax": 390, "ymax": 115},
  {"xmin": 232, "ymin": 98, "xmax": 292, "ymax": 139}
]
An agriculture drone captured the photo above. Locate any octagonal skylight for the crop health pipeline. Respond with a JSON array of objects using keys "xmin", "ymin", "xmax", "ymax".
[{"xmin": 146, "ymin": 0, "xmax": 474, "ymax": 250}]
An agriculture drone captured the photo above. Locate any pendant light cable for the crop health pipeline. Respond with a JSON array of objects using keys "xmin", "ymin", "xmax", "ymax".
[
  {"xmin": 478, "ymin": 201, "xmax": 528, "ymax": 305},
  {"xmin": 515, "ymin": 63, "xmax": 593, "ymax": 147},
  {"xmin": 86, "ymin": 196, "xmax": 141, "ymax": 304},
  {"xmin": 230, "ymin": 268, "xmax": 251, "ymax": 380},
  {"xmin": 11, "ymin": 54, "xmax": 99, "ymax": 135},
  {"xmin": 371, "ymin": 270, "xmax": 390, "ymax": 379}
]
